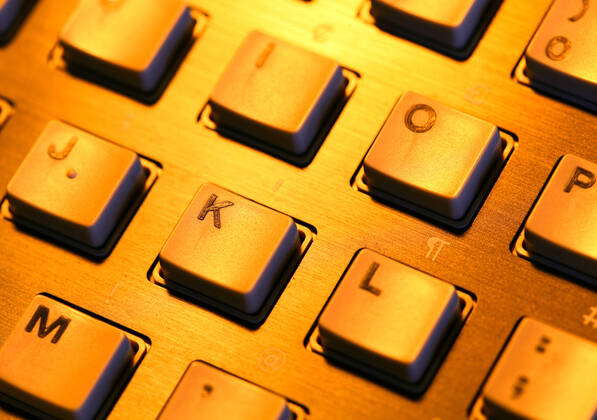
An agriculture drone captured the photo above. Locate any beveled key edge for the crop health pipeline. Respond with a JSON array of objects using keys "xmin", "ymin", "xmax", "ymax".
[
  {"xmin": 465, "ymin": 317, "xmax": 595, "ymax": 420},
  {"xmin": 357, "ymin": 0, "xmax": 504, "ymax": 61},
  {"xmin": 198, "ymin": 68, "xmax": 360, "ymax": 167},
  {"xmin": 0, "ymin": 126, "xmax": 162, "ymax": 260},
  {"xmin": 352, "ymin": 126, "xmax": 517, "ymax": 231},
  {"xmin": 514, "ymin": 57, "xmax": 597, "ymax": 114},
  {"xmin": 47, "ymin": 7, "xmax": 208, "ymax": 105},
  {"xmin": 0, "ymin": 293, "xmax": 150, "ymax": 420},
  {"xmin": 149, "ymin": 220, "xmax": 315, "ymax": 328},
  {"xmin": 305, "ymin": 249, "xmax": 476, "ymax": 396},
  {"xmin": 511, "ymin": 156, "xmax": 597, "ymax": 288},
  {"xmin": 158, "ymin": 360, "xmax": 309, "ymax": 420}
]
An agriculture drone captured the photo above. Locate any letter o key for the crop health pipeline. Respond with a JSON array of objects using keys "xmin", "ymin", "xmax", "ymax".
[{"xmin": 405, "ymin": 104, "xmax": 437, "ymax": 133}]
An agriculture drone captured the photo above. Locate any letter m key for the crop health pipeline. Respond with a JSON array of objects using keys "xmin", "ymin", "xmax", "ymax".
[{"xmin": 25, "ymin": 305, "xmax": 71, "ymax": 344}]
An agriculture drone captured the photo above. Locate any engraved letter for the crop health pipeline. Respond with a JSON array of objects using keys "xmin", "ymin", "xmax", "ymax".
[
  {"xmin": 564, "ymin": 166, "xmax": 595, "ymax": 192},
  {"xmin": 198, "ymin": 194, "xmax": 234, "ymax": 229},
  {"xmin": 405, "ymin": 104, "xmax": 437, "ymax": 133},
  {"xmin": 359, "ymin": 262, "xmax": 381, "ymax": 296},
  {"xmin": 569, "ymin": 0, "xmax": 589, "ymax": 22},
  {"xmin": 47, "ymin": 136, "xmax": 78, "ymax": 160},
  {"xmin": 25, "ymin": 305, "xmax": 71, "ymax": 344},
  {"xmin": 545, "ymin": 36, "xmax": 571, "ymax": 61},
  {"xmin": 256, "ymin": 43, "xmax": 276, "ymax": 68}
]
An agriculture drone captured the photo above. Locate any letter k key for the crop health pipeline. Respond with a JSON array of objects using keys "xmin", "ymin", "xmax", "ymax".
[{"xmin": 198, "ymin": 194, "xmax": 234, "ymax": 229}]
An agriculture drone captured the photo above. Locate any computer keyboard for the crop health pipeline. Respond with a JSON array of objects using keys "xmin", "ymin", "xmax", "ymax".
[{"xmin": 0, "ymin": 0, "xmax": 595, "ymax": 419}]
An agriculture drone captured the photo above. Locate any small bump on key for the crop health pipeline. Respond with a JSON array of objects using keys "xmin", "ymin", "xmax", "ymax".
[{"xmin": 159, "ymin": 361, "xmax": 297, "ymax": 420}]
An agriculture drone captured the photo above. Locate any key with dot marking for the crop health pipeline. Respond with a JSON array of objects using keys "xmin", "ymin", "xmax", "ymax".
[
  {"xmin": 480, "ymin": 318, "xmax": 597, "ymax": 420},
  {"xmin": 6, "ymin": 120, "xmax": 147, "ymax": 248},
  {"xmin": 159, "ymin": 361, "xmax": 292, "ymax": 420}
]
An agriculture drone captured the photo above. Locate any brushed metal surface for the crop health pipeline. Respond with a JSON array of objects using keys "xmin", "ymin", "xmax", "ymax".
[{"xmin": 0, "ymin": 0, "xmax": 595, "ymax": 419}]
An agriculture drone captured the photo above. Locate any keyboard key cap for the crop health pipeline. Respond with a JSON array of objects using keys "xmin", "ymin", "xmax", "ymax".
[
  {"xmin": 525, "ymin": 0, "xmax": 596, "ymax": 106},
  {"xmin": 363, "ymin": 91, "xmax": 501, "ymax": 220},
  {"xmin": 0, "ymin": 295, "xmax": 133, "ymax": 420},
  {"xmin": 480, "ymin": 318, "xmax": 597, "ymax": 420},
  {"xmin": 208, "ymin": 31, "xmax": 345, "ymax": 155},
  {"xmin": 0, "ymin": 0, "xmax": 25, "ymax": 34},
  {"xmin": 522, "ymin": 154, "xmax": 596, "ymax": 278},
  {"xmin": 59, "ymin": 0, "xmax": 195, "ymax": 92},
  {"xmin": 369, "ymin": 0, "xmax": 493, "ymax": 49},
  {"xmin": 318, "ymin": 249, "xmax": 460, "ymax": 383},
  {"xmin": 159, "ymin": 361, "xmax": 292, "ymax": 420},
  {"xmin": 6, "ymin": 120, "xmax": 146, "ymax": 248},
  {"xmin": 159, "ymin": 183, "xmax": 300, "ymax": 314}
]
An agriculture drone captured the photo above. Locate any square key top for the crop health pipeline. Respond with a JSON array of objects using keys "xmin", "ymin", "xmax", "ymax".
[
  {"xmin": 59, "ymin": 0, "xmax": 195, "ymax": 92},
  {"xmin": 523, "ymin": 155, "xmax": 596, "ymax": 278},
  {"xmin": 159, "ymin": 361, "xmax": 292, "ymax": 420},
  {"xmin": 0, "ymin": 295, "xmax": 134, "ymax": 420},
  {"xmin": 480, "ymin": 318, "xmax": 597, "ymax": 420},
  {"xmin": 370, "ymin": 0, "xmax": 493, "ymax": 49},
  {"xmin": 6, "ymin": 120, "xmax": 146, "ymax": 248},
  {"xmin": 208, "ymin": 31, "xmax": 346, "ymax": 155},
  {"xmin": 159, "ymin": 183, "xmax": 300, "ymax": 314},
  {"xmin": 363, "ymin": 91, "xmax": 501, "ymax": 220},
  {"xmin": 525, "ymin": 0, "xmax": 596, "ymax": 107},
  {"xmin": 318, "ymin": 249, "xmax": 459, "ymax": 383}
]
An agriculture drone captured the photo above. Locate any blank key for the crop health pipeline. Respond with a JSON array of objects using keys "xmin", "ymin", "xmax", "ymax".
[
  {"xmin": 370, "ymin": 0, "xmax": 493, "ymax": 49},
  {"xmin": 525, "ymin": 0, "xmax": 596, "ymax": 106},
  {"xmin": 363, "ymin": 91, "xmax": 501, "ymax": 220},
  {"xmin": 318, "ymin": 249, "xmax": 459, "ymax": 383},
  {"xmin": 6, "ymin": 120, "xmax": 146, "ymax": 248},
  {"xmin": 523, "ymin": 154, "xmax": 596, "ymax": 278},
  {"xmin": 0, "ymin": 295, "xmax": 133, "ymax": 420},
  {"xmin": 59, "ymin": 0, "xmax": 195, "ymax": 92},
  {"xmin": 481, "ymin": 318, "xmax": 597, "ymax": 420},
  {"xmin": 159, "ymin": 361, "xmax": 291, "ymax": 420},
  {"xmin": 208, "ymin": 31, "xmax": 346, "ymax": 155},
  {"xmin": 159, "ymin": 183, "xmax": 300, "ymax": 314}
]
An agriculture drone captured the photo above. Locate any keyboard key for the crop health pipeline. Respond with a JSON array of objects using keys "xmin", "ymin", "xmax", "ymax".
[
  {"xmin": 59, "ymin": 0, "xmax": 195, "ymax": 92},
  {"xmin": 318, "ymin": 249, "xmax": 459, "ymax": 383},
  {"xmin": 522, "ymin": 154, "xmax": 596, "ymax": 278},
  {"xmin": 0, "ymin": 0, "xmax": 25, "ymax": 34},
  {"xmin": 0, "ymin": 295, "xmax": 133, "ymax": 420},
  {"xmin": 159, "ymin": 183, "xmax": 300, "ymax": 314},
  {"xmin": 363, "ymin": 91, "xmax": 501, "ymax": 220},
  {"xmin": 369, "ymin": 0, "xmax": 493, "ymax": 49},
  {"xmin": 525, "ymin": 0, "xmax": 596, "ymax": 106},
  {"xmin": 208, "ymin": 31, "xmax": 345, "ymax": 155},
  {"xmin": 6, "ymin": 120, "xmax": 146, "ymax": 248},
  {"xmin": 159, "ymin": 361, "xmax": 292, "ymax": 420},
  {"xmin": 480, "ymin": 318, "xmax": 597, "ymax": 420}
]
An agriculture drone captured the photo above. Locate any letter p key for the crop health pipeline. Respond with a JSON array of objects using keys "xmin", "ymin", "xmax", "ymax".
[{"xmin": 564, "ymin": 166, "xmax": 595, "ymax": 193}]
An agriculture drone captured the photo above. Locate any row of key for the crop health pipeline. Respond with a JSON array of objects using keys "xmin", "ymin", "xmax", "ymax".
[{"xmin": 0, "ymin": 0, "xmax": 595, "ymax": 419}]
